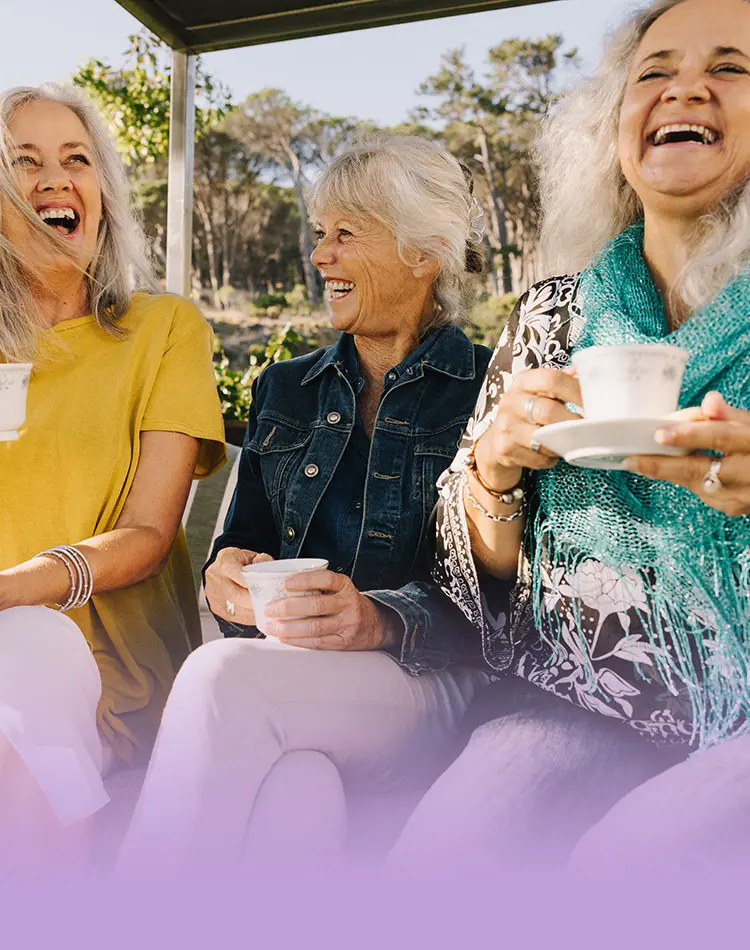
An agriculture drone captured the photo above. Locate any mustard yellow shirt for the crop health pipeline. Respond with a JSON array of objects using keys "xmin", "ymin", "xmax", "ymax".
[{"xmin": 0, "ymin": 293, "xmax": 226, "ymax": 763}]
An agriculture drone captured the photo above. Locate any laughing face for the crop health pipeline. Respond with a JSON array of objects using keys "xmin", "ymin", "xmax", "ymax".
[
  {"xmin": 310, "ymin": 210, "xmax": 437, "ymax": 339},
  {"xmin": 4, "ymin": 99, "xmax": 102, "ymax": 275},
  {"xmin": 619, "ymin": 0, "xmax": 750, "ymax": 219}
]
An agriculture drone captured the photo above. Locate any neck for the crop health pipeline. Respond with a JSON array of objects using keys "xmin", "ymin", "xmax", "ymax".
[
  {"xmin": 33, "ymin": 274, "xmax": 89, "ymax": 328},
  {"xmin": 354, "ymin": 326, "xmax": 424, "ymax": 389},
  {"xmin": 642, "ymin": 214, "xmax": 698, "ymax": 328}
]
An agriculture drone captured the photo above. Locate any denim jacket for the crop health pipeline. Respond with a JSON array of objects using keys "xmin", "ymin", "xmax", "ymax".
[{"xmin": 208, "ymin": 324, "xmax": 492, "ymax": 672}]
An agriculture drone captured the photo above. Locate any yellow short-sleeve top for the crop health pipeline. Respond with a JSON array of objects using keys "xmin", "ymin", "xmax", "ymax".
[{"xmin": 0, "ymin": 292, "xmax": 226, "ymax": 763}]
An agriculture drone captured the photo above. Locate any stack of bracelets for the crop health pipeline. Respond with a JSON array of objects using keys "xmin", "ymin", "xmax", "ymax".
[
  {"xmin": 465, "ymin": 450, "xmax": 526, "ymax": 524},
  {"xmin": 35, "ymin": 544, "xmax": 94, "ymax": 611}
]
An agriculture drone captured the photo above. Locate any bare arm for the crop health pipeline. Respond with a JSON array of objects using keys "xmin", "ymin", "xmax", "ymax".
[{"xmin": 0, "ymin": 431, "xmax": 200, "ymax": 610}]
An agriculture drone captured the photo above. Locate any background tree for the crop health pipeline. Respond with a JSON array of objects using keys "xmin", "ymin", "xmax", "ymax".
[{"xmin": 226, "ymin": 89, "xmax": 358, "ymax": 306}]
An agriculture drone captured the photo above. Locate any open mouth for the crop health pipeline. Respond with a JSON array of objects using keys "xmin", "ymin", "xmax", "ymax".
[
  {"xmin": 37, "ymin": 206, "xmax": 81, "ymax": 237},
  {"xmin": 649, "ymin": 124, "xmax": 721, "ymax": 148},
  {"xmin": 324, "ymin": 279, "xmax": 355, "ymax": 302}
]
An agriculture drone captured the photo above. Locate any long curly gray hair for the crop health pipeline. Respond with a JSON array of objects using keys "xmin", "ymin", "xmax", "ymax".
[{"xmin": 537, "ymin": 0, "xmax": 750, "ymax": 311}]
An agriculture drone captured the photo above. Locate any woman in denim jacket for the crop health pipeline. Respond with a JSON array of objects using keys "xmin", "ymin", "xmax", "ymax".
[{"xmin": 119, "ymin": 135, "xmax": 493, "ymax": 872}]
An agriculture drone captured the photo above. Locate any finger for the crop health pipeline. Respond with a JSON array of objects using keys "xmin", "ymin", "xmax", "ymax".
[
  {"xmin": 265, "ymin": 591, "xmax": 344, "ymax": 620},
  {"xmin": 206, "ymin": 587, "xmax": 256, "ymax": 626},
  {"xmin": 701, "ymin": 392, "xmax": 750, "ymax": 425},
  {"xmin": 664, "ymin": 406, "xmax": 709, "ymax": 423},
  {"xmin": 514, "ymin": 367, "xmax": 583, "ymax": 408},
  {"xmin": 284, "ymin": 569, "xmax": 347, "ymax": 594},
  {"xmin": 505, "ymin": 390, "xmax": 581, "ymax": 428},
  {"xmin": 623, "ymin": 453, "xmax": 747, "ymax": 492},
  {"xmin": 266, "ymin": 615, "xmax": 346, "ymax": 641},
  {"xmin": 653, "ymin": 421, "xmax": 750, "ymax": 457}
]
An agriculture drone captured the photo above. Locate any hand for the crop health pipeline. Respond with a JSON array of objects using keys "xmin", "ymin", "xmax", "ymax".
[
  {"xmin": 204, "ymin": 547, "xmax": 274, "ymax": 625},
  {"xmin": 263, "ymin": 570, "xmax": 398, "ymax": 651},
  {"xmin": 624, "ymin": 393, "xmax": 750, "ymax": 516},
  {"xmin": 474, "ymin": 366, "xmax": 583, "ymax": 490}
]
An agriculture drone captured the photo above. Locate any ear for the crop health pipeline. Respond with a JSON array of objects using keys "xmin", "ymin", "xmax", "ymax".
[{"xmin": 412, "ymin": 255, "xmax": 439, "ymax": 281}]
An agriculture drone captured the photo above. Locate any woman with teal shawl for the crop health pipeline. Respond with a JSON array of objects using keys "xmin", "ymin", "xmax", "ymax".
[{"xmin": 389, "ymin": 0, "xmax": 750, "ymax": 876}]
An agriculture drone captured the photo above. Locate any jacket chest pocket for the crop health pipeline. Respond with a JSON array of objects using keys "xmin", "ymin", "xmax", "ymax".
[{"xmin": 247, "ymin": 419, "xmax": 314, "ymax": 501}]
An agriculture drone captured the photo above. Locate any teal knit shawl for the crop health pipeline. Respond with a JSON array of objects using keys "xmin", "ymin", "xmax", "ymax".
[{"xmin": 533, "ymin": 223, "xmax": 750, "ymax": 748}]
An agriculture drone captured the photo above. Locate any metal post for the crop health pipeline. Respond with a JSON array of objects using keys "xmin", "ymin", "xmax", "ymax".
[{"xmin": 165, "ymin": 50, "xmax": 196, "ymax": 296}]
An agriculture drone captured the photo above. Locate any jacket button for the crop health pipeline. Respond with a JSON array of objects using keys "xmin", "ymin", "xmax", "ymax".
[
  {"xmin": 285, "ymin": 526, "xmax": 296, "ymax": 541},
  {"xmin": 304, "ymin": 464, "xmax": 319, "ymax": 478},
  {"xmin": 387, "ymin": 371, "xmax": 397, "ymax": 381},
  {"xmin": 327, "ymin": 411, "xmax": 342, "ymax": 425}
]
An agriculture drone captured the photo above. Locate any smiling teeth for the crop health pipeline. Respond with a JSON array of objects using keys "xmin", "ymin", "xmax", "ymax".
[
  {"xmin": 653, "ymin": 124, "xmax": 717, "ymax": 146},
  {"xmin": 38, "ymin": 207, "xmax": 77, "ymax": 221},
  {"xmin": 326, "ymin": 280, "xmax": 355, "ymax": 292}
]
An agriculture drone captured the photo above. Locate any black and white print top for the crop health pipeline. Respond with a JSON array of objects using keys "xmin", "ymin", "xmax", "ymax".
[{"xmin": 434, "ymin": 275, "xmax": 696, "ymax": 746}]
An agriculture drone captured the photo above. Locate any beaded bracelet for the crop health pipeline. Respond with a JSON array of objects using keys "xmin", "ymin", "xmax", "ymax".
[
  {"xmin": 466, "ymin": 450, "xmax": 525, "ymax": 505},
  {"xmin": 36, "ymin": 545, "xmax": 94, "ymax": 611},
  {"xmin": 465, "ymin": 480, "xmax": 525, "ymax": 524}
]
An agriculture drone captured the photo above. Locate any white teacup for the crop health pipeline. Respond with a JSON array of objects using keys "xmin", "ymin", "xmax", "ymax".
[
  {"xmin": 571, "ymin": 344, "xmax": 689, "ymax": 422},
  {"xmin": 241, "ymin": 558, "xmax": 329, "ymax": 635},
  {"xmin": 0, "ymin": 363, "xmax": 33, "ymax": 441}
]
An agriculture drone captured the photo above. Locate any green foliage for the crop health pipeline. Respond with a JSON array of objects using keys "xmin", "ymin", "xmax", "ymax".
[
  {"xmin": 253, "ymin": 292, "xmax": 288, "ymax": 310},
  {"xmin": 467, "ymin": 293, "xmax": 518, "ymax": 347},
  {"xmin": 72, "ymin": 30, "xmax": 232, "ymax": 165},
  {"xmin": 214, "ymin": 324, "xmax": 319, "ymax": 421},
  {"xmin": 286, "ymin": 284, "xmax": 310, "ymax": 314}
]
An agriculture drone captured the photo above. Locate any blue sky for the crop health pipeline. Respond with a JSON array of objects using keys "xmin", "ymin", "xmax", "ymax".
[{"xmin": 1, "ymin": 0, "xmax": 638, "ymax": 124}]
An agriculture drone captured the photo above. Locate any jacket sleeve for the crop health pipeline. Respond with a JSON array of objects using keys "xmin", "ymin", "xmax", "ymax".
[{"xmin": 203, "ymin": 373, "xmax": 280, "ymax": 638}]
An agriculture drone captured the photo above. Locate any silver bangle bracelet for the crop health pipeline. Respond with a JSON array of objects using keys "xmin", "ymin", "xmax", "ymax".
[
  {"xmin": 465, "ymin": 481, "xmax": 525, "ymax": 524},
  {"xmin": 36, "ymin": 545, "xmax": 94, "ymax": 611}
]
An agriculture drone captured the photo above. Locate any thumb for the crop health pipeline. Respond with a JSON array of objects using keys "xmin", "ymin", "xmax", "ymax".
[
  {"xmin": 252, "ymin": 552, "xmax": 275, "ymax": 564},
  {"xmin": 701, "ymin": 391, "xmax": 747, "ymax": 423}
]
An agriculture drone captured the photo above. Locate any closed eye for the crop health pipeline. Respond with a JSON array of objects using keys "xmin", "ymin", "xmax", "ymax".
[
  {"xmin": 12, "ymin": 154, "xmax": 38, "ymax": 167},
  {"xmin": 638, "ymin": 69, "xmax": 671, "ymax": 82},
  {"xmin": 712, "ymin": 63, "xmax": 748, "ymax": 75}
]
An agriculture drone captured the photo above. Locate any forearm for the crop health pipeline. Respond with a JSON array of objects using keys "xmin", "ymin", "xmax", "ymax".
[
  {"xmin": 464, "ymin": 471, "xmax": 525, "ymax": 580},
  {"xmin": 0, "ymin": 526, "xmax": 173, "ymax": 610}
]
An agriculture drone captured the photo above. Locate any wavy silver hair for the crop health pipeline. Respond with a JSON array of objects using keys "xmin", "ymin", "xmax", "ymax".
[
  {"xmin": 537, "ymin": 0, "xmax": 750, "ymax": 310},
  {"xmin": 0, "ymin": 84, "xmax": 154, "ymax": 361},
  {"xmin": 307, "ymin": 134, "xmax": 481, "ymax": 327}
]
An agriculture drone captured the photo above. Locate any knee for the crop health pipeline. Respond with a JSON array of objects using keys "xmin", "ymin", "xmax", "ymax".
[
  {"xmin": 0, "ymin": 606, "xmax": 95, "ymax": 681},
  {"xmin": 165, "ymin": 638, "xmax": 276, "ymax": 725}
]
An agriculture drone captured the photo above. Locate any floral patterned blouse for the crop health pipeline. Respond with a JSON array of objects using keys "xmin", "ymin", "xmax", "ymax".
[{"xmin": 434, "ymin": 275, "xmax": 696, "ymax": 746}]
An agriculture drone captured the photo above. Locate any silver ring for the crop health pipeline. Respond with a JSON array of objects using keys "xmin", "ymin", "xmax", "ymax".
[
  {"xmin": 225, "ymin": 599, "xmax": 236, "ymax": 617},
  {"xmin": 702, "ymin": 459, "xmax": 723, "ymax": 495},
  {"xmin": 524, "ymin": 395, "xmax": 539, "ymax": 425},
  {"xmin": 529, "ymin": 430, "xmax": 542, "ymax": 453}
]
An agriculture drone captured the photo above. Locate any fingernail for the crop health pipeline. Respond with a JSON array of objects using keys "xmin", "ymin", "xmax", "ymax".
[
  {"xmin": 655, "ymin": 428, "xmax": 674, "ymax": 445},
  {"xmin": 622, "ymin": 459, "xmax": 639, "ymax": 472}
]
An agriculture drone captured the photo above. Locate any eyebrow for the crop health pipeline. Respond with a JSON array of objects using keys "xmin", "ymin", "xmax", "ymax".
[
  {"xmin": 13, "ymin": 141, "xmax": 91, "ymax": 152},
  {"xmin": 638, "ymin": 46, "xmax": 750, "ymax": 68}
]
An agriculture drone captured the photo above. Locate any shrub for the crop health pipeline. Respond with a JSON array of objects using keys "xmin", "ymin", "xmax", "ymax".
[
  {"xmin": 253, "ymin": 292, "xmax": 288, "ymax": 310},
  {"xmin": 467, "ymin": 293, "xmax": 519, "ymax": 347},
  {"xmin": 214, "ymin": 323, "xmax": 319, "ymax": 421}
]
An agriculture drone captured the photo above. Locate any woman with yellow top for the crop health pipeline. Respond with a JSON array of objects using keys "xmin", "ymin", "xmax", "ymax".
[{"xmin": 0, "ymin": 84, "xmax": 225, "ymax": 866}]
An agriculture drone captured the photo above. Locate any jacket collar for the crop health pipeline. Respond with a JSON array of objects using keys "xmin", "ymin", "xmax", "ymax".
[{"xmin": 300, "ymin": 323, "xmax": 478, "ymax": 387}]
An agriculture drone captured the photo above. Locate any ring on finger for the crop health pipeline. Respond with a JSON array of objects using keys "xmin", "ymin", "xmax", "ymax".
[
  {"xmin": 524, "ymin": 395, "xmax": 539, "ymax": 424},
  {"xmin": 529, "ymin": 428, "xmax": 542, "ymax": 453},
  {"xmin": 225, "ymin": 599, "xmax": 236, "ymax": 617},
  {"xmin": 702, "ymin": 458, "xmax": 723, "ymax": 495}
]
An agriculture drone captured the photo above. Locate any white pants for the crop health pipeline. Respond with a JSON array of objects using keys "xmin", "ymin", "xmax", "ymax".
[
  {"xmin": 0, "ymin": 606, "xmax": 108, "ymax": 826},
  {"xmin": 118, "ymin": 638, "xmax": 489, "ymax": 873}
]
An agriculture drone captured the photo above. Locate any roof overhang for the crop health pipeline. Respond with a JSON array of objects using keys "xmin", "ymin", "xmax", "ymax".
[{"xmin": 114, "ymin": 0, "xmax": 560, "ymax": 54}]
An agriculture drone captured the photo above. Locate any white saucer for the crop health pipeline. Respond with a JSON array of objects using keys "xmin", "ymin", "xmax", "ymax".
[{"xmin": 535, "ymin": 417, "xmax": 689, "ymax": 471}]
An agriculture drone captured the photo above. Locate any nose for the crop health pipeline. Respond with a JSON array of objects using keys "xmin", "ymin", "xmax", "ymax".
[
  {"xmin": 36, "ymin": 160, "xmax": 72, "ymax": 194},
  {"xmin": 310, "ymin": 234, "xmax": 335, "ymax": 269},
  {"xmin": 661, "ymin": 69, "xmax": 711, "ymax": 106}
]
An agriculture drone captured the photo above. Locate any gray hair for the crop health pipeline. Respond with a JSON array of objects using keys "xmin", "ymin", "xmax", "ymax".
[
  {"xmin": 0, "ymin": 84, "xmax": 154, "ymax": 362},
  {"xmin": 306, "ymin": 135, "xmax": 482, "ymax": 327},
  {"xmin": 537, "ymin": 0, "xmax": 750, "ymax": 311}
]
